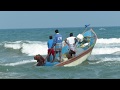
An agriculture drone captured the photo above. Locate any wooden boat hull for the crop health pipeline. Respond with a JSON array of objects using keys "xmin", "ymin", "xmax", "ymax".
[{"xmin": 56, "ymin": 46, "xmax": 93, "ymax": 66}]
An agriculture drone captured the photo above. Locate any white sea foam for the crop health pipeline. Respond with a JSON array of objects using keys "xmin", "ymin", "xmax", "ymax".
[
  {"xmin": 91, "ymin": 38, "xmax": 120, "ymax": 55},
  {"xmin": 4, "ymin": 40, "xmax": 48, "ymax": 56},
  {"xmin": 88, "ymin": 57, "xmax": 120, "ymax": 64},
  {"xmin": 3, "ymin": 38, "xmax": 120, "ymax": 56},
  {"xmin": 99, "ymin": 28, "xmax": 106, "ymax": 30},
  {"xmin": 21, "ymin": 43, "xmax": 47, "ymax": 56},
  {"xmin": 4, "ymin": 43, "xmax": 21, "ymax": 49},
  {"xmin": 96, "ymin": 38, "xmax": 120, "ymax": 44},
  {"xmin": 92, "ymin": 47, "xmax": 120, "ymax": 55},
  {"xmin": 1, "ymin": 60, "xmax": 36, "ymax": 66}
]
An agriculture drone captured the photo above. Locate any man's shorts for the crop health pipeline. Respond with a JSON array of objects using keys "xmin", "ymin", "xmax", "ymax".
[
  {"xmin": 69, "ymin": 44, "xmax": 76, "ymax": 51},
  {"xmin": 69, "ymin": 50, "xmax": 76, "ymax": 54},
  {"xmin": 55, "ymin": 43, "xmax": 62, "ymax": 51},
  {"xmin": 48, "ymin": 48, "xmax": 55, "ymax": 55}
]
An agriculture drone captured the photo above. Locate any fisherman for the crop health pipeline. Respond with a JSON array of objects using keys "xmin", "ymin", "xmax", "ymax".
[
  {"xmin": 65, "ymin": 33, "xmax": 77, "ymax": 58},
  {"xmin": 47, "ymin": 35, "xmax": 55, "ymax": 62},
  {"xmin": 51, "ymin": 29, "xmax": 63, "ymax": 62}
]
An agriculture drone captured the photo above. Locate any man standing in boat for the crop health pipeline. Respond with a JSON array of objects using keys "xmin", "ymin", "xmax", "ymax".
[
  {"xmin": 51, "ymin": 29, "xmax": 63, "ymax": 62},
  {"xmin": 65, "ymin": 33, "xmax": 77, "ymax": 58},
  {"xmin": 47, "ymin": 35, "xmax": 55, "ymax": 62}
]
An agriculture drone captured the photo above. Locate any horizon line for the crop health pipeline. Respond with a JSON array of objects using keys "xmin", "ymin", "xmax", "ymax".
[{"xmin": 0, "ymin": 25, "xmax": 120, "ymax": 30}]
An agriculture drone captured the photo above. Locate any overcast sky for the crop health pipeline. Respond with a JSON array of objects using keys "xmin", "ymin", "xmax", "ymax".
[{"xmin": 0, "ymin": 11, "xmax": 120, "ymax": 29}]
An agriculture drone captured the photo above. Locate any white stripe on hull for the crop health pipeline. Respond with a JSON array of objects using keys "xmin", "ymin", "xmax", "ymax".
[{"xmin": 64, "ymin": 50, "xmax": 92, "ymax": 67}]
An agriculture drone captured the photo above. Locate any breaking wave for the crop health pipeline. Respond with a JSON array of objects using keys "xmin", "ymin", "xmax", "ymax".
[
  {"xmin": 1, "ymin": 38, "xmax": 120, "ymax": 56},
  {"xmin": 0, "ymin": 59, "xmax": 36, "ymax": 66},
  {"xmin": 91, "ymin": 38, "xmax": 120, "ymax": 55},
  {"xmin": 3, "ymin": 40, "xmax": 48, "ymax": 56}
]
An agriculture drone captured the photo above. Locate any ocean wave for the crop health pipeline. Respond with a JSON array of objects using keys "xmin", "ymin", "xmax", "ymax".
[
  {"xmin": 91, "ymin": 38, "xmax": 120, "ymax": 55},
  {"xmin": 99, "ymin": 28, "xmax": 106, "ymax": 30},
  {"xmin": 1, "ymin": 38, "xmax": 120, "ymax": 56},
  {"xmin": 0, "ymin": 60, "xmax": 36, "ymax": 66},
  {"xmin": 88, "ymin": 57, "xmax": 120, "ymax": 64},
  {"xmin": 92, "ymin": 47, "xmax": 120, "ymax": 55},
  {"xmin": 112, "ymin": 51, "xmax": 120, "ymax": 55},
  {"xmin": 3, "ymin": 40, "xmax": 48, "ymax": 56},
  {"xmin": 96, "ymin": 38, "xmax": 120, "ymax": 44}
]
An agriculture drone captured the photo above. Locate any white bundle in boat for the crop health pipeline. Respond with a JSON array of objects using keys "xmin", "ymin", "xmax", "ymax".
[{"xmin": 77, "ymin": 34, "xmax": 84, "ymax": 42}]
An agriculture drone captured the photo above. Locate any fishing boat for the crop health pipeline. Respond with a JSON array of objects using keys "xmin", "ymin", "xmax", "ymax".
[
  {"xmin": 34, "ymin": 28, "xmax": 97, "ymax": 67},
  {"xmin": 55, "ymin": 28, "xmax": 97, "ymax": 66}
]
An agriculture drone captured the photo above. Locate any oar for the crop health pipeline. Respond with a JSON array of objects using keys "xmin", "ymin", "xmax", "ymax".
[
  {"xmin": 44, "ymin": 48, "xmax": 53, "ymax": 63},
  {"xmin": 44, "ymin": 43, "xmax": 56, "ymax": 63}
]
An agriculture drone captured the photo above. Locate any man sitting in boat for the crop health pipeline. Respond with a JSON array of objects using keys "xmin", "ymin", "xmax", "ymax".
[{"xmin": 65, "ymin": 33, "xmax": 77, "ymax": 58}]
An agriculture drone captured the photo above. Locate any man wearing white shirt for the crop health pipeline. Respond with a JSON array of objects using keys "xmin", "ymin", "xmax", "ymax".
[{"xmin": 65, "ymin": 33, "xmax": 77, "ymax": 58}]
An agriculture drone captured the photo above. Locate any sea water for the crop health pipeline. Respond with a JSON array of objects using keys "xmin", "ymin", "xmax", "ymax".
[{"xmin": 0, "ymin": 26, "xmax": 120, "ymax": 79}]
